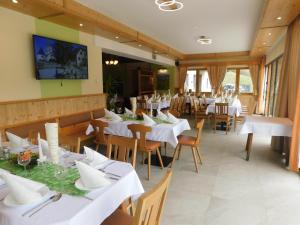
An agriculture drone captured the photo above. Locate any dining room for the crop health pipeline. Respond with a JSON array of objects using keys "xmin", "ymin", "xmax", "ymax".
[{"xmin": 0, "ymin": 0, "xmax": 300, "ymax": 225}]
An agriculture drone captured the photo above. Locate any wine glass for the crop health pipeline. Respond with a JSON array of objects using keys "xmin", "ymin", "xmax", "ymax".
[
  {"xmin": 17, "ymin": 151, "xmax": 31, "ymax": 174},
  {"xmin": 54, "ymin": 165, "xmax": 67, "ymax": 192}
]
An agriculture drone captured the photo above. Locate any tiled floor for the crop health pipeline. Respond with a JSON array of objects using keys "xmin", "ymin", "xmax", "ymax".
[{"xmin": 135, "ymin": 120, "xmax": 300, "ymax": 225}]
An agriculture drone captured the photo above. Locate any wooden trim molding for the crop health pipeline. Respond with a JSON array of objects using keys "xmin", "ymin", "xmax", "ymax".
[{"xmin": 183, "ymin": 51, "xmax": 250, "ymax": 60}]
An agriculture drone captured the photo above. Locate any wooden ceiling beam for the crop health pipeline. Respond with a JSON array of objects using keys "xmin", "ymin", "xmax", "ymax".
[{"xmin": 183, "ymin": 51, "xmax": 250, "ymax": 60}]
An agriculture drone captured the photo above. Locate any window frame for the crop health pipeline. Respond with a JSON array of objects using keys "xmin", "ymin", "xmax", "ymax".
[{"xmin": 224, "ymin": 67, "xmax": 253, "ymax": 95}]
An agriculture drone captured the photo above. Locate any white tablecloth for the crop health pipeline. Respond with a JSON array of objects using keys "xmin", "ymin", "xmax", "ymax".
[
  {"xmin": 0, "ymin": 160, "xmax": 144, "ymax": 225},
  {"xmin": 86, "ymin": 118, "xmax": 191, "ymax": 148},
  {"xmin": 146, "ymin": 100, "xmax": 170, "ymax": 110},
  {"xmin": 239, "ymin": 115, "xmax": 293, "ymax": 137},
  {"xmin": 206, "ymin": 100, "xmax": 242, "ymax": 117},
  {"xmin": 199, "ymin": 98, "xmax": 216, "ymax": 105}
]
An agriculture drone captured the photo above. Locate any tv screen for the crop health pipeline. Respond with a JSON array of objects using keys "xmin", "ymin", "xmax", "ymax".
[{"xmin": 33, "ymin": 35, "xmax": 88, "ymax": 80}]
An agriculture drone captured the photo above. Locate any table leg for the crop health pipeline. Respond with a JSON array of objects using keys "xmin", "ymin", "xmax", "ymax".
[{"xmin": 245, "ymin": 133, "xmax": 253, "ymax": 161}]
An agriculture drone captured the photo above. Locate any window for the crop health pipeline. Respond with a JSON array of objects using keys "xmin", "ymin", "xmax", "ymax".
[
  {"xmin": 239, "ymin": 69, "xmax": 253, "ymax": 93},
  {"xmin": 184, "ymin": 70, "xmax": 196, "ymax": 92},
  {"xmin": 262, "ymin": 56, "xmax": 283, "ymax": 116},
  {"xmin": 222, "ymin": 69, "xmax": 237, "ymax": 93},
  {"xmin": 199, "ymin": 70, "xmax": 212, "ymax": 92},
  {"xmin": 221, "ymin": 68, "xmax": 253, "ymax": 94}
]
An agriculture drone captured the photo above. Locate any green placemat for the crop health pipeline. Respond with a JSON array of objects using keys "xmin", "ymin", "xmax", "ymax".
[{"xmin": 0, "ymin": 160, "xmax": 86, "ymax": 196}]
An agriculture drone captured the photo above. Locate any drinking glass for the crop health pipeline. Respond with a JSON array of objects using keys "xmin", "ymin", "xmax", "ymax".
[
  {"xmin": 54, "ymin": 165, "xmax": 67, "ymax": 192},
  {"xmin": 17, "ymin": 151, "xmax": 31, "ymax": 174},
  {"xmin": 84, "ymin": 148, "xmax": 94, "ymax": 164}
]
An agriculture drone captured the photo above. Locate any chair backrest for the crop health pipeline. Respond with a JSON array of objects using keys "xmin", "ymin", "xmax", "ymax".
[
  {"xmin": 92, "ymin": 108, "xmax": 105, "ymax": 119},
  {"xmin": 133, "ymin": 170, "xmax": 172, "ymax": 225},
  {"xmin": 195, "ymin": 119, "xmax": 205, "ymax": 145},
  {"xmin": 168, "ymin": 110, "xmax": 180, "ymax": 118},
  {"xmin": 90, "ymin": 119, "xmax": 109, "ymax": 145},
  {"xmin": 106, "ymin": 135, "xmax": 138, "ymax": 168},
  {"xmin": 127, "ymin": 124, "xmax": 152, "ymax": 151},
  {"xmin": 215, "ymin": 103, "xmax": 229, "ymax": 116}
]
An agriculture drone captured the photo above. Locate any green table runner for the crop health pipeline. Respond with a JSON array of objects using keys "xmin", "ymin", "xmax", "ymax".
[
  {"xmin": 0, "ymin": 160, "xmax": 86, "ymax": 196},
  {"xmin": 121, "ymin": 115, "xmax": 171, "ymax": 124}
]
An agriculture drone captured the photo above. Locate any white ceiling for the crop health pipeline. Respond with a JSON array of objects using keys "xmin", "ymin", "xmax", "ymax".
[{"xmin": 77, "ymin": 0, "xmax": 264, "ymax": 54}]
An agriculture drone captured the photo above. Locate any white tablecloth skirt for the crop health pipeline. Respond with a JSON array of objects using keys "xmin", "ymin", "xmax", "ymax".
[
  {"xmin": 239, "ymin": 115, "xmax": 293, "ymax": 137},
  {"xmin": 0, "ymin": 161, "xmax": 144, "ymax": 225},
  {"xmin": 86, "ymin": 118, "xmax": 191, "ymax": 148},
  {"xmin": 205, "ymin": 100, "xmax": 242, "ymax": 117}
]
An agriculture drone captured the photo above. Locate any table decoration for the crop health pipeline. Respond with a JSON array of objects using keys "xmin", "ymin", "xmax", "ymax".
[{"xmin": 0, "ymin": 159, "xmax": 86, "ymax": 196}]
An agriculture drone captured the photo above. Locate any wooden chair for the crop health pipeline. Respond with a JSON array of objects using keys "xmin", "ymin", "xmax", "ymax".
[
  {"xmin": 194, "ymin": 99, "xmax": 211, "ymax": 128},
  {"xmin": 127, "ymin": 124, "xmax": 164, "ymax": 180},
  {"xmin": 137, "ymin": 99, "xmax": 147, "ymax": 111},
  {"xmin": 90, "ymin": 119, "xmax": 109, "ymax": 151},
  {"xmin": 102, "ymin": 170, "xmax": 172, "ymax": 225},
  {"xmin": 213, "ymin": 103, "xmax": 231, "ymax": 134},
  {"xmin": 171, "ymin": 119, "xmax": 204, "ymax": 173},
  {"xmin": 106, "ymin": 135, "xmax": 138, "ymax": 168}
]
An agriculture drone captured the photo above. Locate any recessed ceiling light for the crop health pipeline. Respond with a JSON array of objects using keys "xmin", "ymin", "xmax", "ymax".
[
  {"xmin": 12, "ymin": 0, "xmax": 18, "ymax": 3},
  {"xmin": 154, "ymin": 50, "xmax": 158, "ymax": 53},
  {"xmin": 197, "ymin": 36, "xmax": 212, "ymax": 45},
  {"xmin": 268, "ymin": 32, "xmax": 272, "ymax": 36},
  {"xmin": 115, "ymin": 36, "xmax": 119, "ymax": 39},
  {"xmin": 276, "ymin": 16, "xmax": 282, "ymax": 20},
  {"xmin": 79, "ymin": 23, "xmax": 83, "ymax": 27},
  {"xmin": 263, "ymin": 42, "xmax": 267, "ymax": 45},
  {"xmin": 138, "ymin": 44, "xmax": 142, "ymax": 47}
]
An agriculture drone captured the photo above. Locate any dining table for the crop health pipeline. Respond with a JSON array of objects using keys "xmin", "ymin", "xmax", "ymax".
[
  {"xmin": 205, "ymin": 99, "xmax": 243, "ymax": 117},
  {"xmin": 0, "ymin": 150, "xmax": 144, "ymax": 225},
  {"xmin": 146, "ymin": 100, "xmax": 170, "ymax": 110},
  {"xmin": 239, "ymin": 115, "xmax": 293, "ymax": 161},
  {"xmin": 86, "ymin": 116, "xmax": 191, "ymax": 148}
]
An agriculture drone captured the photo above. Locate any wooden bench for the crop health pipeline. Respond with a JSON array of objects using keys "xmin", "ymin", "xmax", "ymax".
[
  {"xmin": 4, "ymin": 118, "xmax": 57, "ymax": 143},
  {"xmin": 58, "ymin": 111, "xmax": 95, "ymax": 153}
]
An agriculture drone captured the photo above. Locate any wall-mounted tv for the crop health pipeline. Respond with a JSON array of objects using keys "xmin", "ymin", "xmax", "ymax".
[{"xmin": 32, "ymin": 35, "xmax": 88, "ymax": 80}]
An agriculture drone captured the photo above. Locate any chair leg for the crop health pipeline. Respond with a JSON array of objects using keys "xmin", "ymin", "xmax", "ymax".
[
  {"xmin": 191, "ymin": 147, "xmax": 199, "ymax": 173},
  {"xmin": 95, "ymin": 144, "xmax": 100, "ymax": 151},
  {"xmin": 156, "ymin": 148, "xmax": 164, "ymax": 169},
  {"xmin": 171, "ymin": 145, "xmax": 179, "ymax": 168},
  {"xmin": 214, "ymin": 119, "xmax": 216, "ymax": 133},
  {"xmin": 177, "ymin": 144, "xmax": 182, "ymax": 160},
  {"xmin": 147, "ymin": 152, "xmax": 151, "ymax": 180},
  {"xmin": 195, "ymin": 147, "xmax": 203, "ymax": 164},
  {"xmin": 141, "ymin": 152, "xmax": 144, "ymax": 164},
  {"xmin": 234, "ymin": 116, "xmax": 237, "ymax": 131},
  {"xmin": 164, "ymin": 142, "xmax": 167, "ymax": 155}
]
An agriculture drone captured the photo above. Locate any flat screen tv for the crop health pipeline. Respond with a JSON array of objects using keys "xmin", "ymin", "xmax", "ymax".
[{"xmin": 32, "ymin": 35, "xmax": 88, "ymax": 80}]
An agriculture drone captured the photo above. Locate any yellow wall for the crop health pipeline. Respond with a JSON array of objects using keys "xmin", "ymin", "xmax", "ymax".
[
  {"xmin": 0, "ymin": 7, "xmax": 103, "ymax": 102},
  {"xmin": 0, "ymin": 7, "xmax": 41, "ymax": 101}
]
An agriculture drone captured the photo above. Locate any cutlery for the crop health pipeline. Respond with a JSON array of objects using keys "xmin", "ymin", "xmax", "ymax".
[
  {"xmin": 22, "ymin": 193, "xmax": 62, "ymax": 217},
  {"xmin": 28, "ymin": 193, "xmax": 62, "ymax": 217},
  {"xmin": 98, "ymin": 169, "xmax": 121, "ymax": 178},
  {"xmin": 101, "ymin": 161, "xmax": 115, "ymax": 170}
]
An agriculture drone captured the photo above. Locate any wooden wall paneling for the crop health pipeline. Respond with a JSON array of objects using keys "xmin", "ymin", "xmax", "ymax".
[{"xmin": 0, "ymin": 94, "xmax": 106, "ymax": 128}]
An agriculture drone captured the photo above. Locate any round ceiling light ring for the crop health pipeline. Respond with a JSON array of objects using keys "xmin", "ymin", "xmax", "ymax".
[
  {"xmin": 158, "ymin": 1, "xmax": 183, "ymax": 11},
  {"xmin": 155, "ymin": 0, "xmax": 176, "ymax": 6}
]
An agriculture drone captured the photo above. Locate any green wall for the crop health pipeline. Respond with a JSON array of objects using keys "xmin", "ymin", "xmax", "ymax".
[
  {"xmin": 35, "ymin": 19, "xmax": 82, "ymax": 97},
  {"xmin": 151, "ymin": 64, "xmax": 176, "ymax": 92}
]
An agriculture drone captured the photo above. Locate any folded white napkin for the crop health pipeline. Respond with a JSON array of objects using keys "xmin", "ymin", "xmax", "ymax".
[
  {"xmin": 156, "ymin": 110, "xmax": 168, "ymax": 121},
  {"xmin": 76, "ymin": 161, "xmax": 111, "ymax": 189},
  {"xmin": 125, "ymin": 108, "xmax": 134, "ymax": 116},
  {"xmin": 6, "ymin": 132, "xmax": 29, "ymax": 148},
  {"xmin": 84, "ymin": 146, "xmax": 108, "ymax": 168},
  {"xmin": 104, "ymin": 109, "xmax": 122, "ymax": 122},
  {"xmin": 167, "ymin": 112, "xmax": 180, "ymax": 124},
  {"xmin": 172, "ymin": 93, "xmax": 178, "ymax": 99},
  {"xmin": 45, "ymin": 123, "xmax": 59, "ymax": 164},
  {"xmin": 142, "ymin": 113, "xmax": 156, "ymax": 126},
  {"xmin": 0, "ymin": 173, "xmax": 46, "ymax": 205},
  {"xmin": 147, "ymin": 97, "xmax": 153, "ymax": 103}
]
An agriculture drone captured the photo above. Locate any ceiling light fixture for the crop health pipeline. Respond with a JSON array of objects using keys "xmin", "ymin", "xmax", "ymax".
[
  {"xmin": 79, "ymin": 23, "xmax": 83, "ymax": 27},
  {"xmin": 263, "ymin": 42, "xmax": 266, "ymax": 45},
  {"xmin": 276, "ymin": 16, "xmax": 282, "ymax": 20},
  {"xmin": 156, "ymin": 0, "xmax": 183, "ymax": 12},
  {"xmin": 138, "ymin": 44, "xmax": 142, "ymax": 47},
  {"xmin": 12, "ymin": 0, "xmax": 18, "ymax": 3},
  {"xmin": 115, "ymin": 36, "xmax": 119, "ymax": 39},
  {"xmin": 197, "ymin": 36, "xmax": 212, "ymax": 45},
  {"xmin": 105, "ymin": 59, "xmax": 119, "ymax": 66},
  {"xmin": 268, "ymin": 32, "xmax": 272, "ymax": 36}
]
